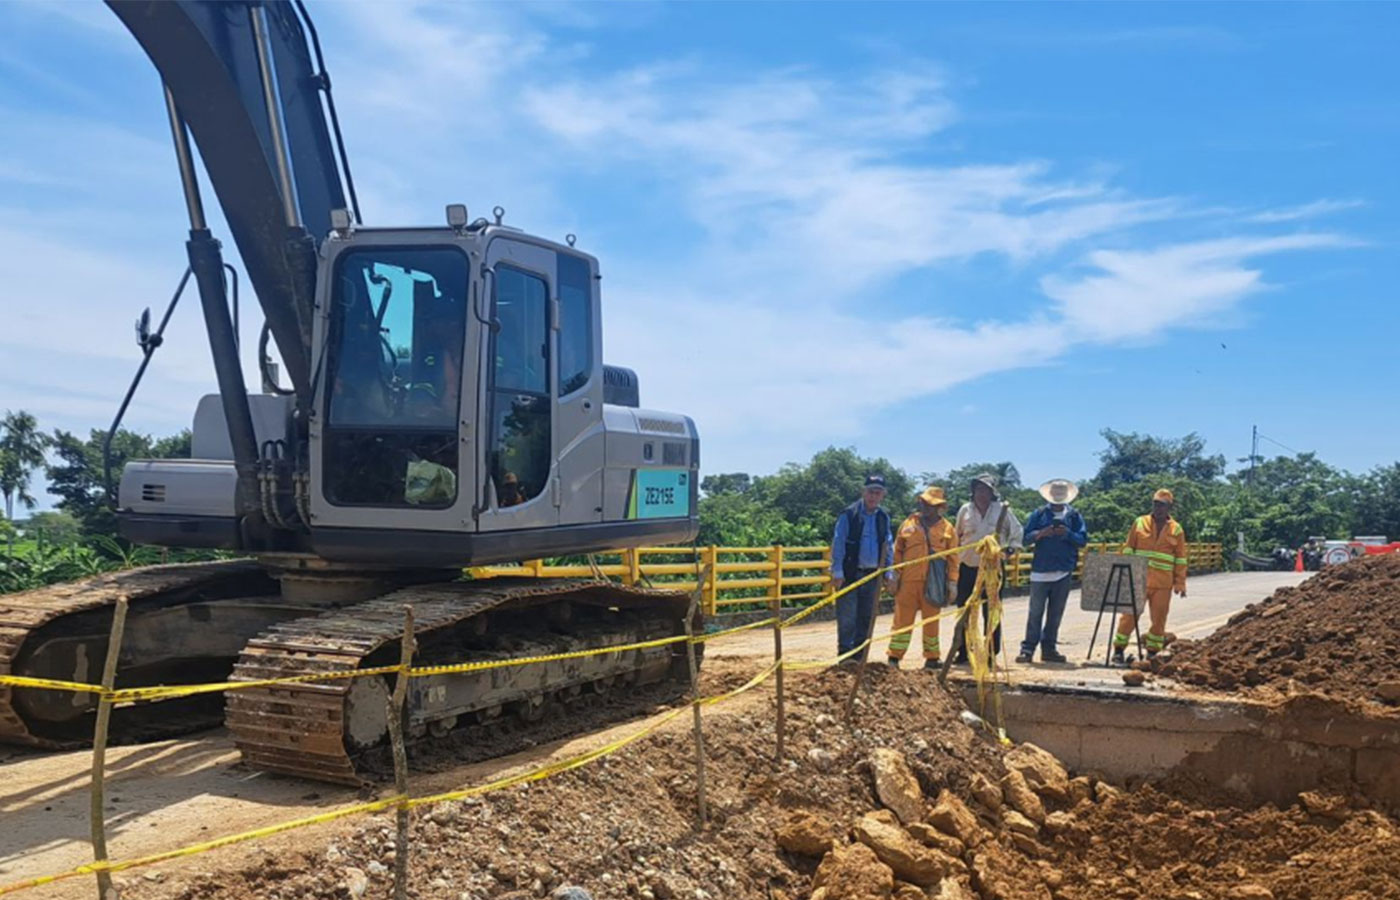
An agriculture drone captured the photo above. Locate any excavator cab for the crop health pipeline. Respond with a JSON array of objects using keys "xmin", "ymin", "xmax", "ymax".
[{"xmin": 109, "ymin": 0, "xmax": 699, "ymax": 568}]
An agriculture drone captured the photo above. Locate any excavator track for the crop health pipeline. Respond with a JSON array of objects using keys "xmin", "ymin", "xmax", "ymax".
[
  {"xmin": 0, "ymin": 560, "xmax": 279, "ymax": 748},
  {"xmin": 227, "ymin": 578, "xmax": 693, "ymax": 784}
]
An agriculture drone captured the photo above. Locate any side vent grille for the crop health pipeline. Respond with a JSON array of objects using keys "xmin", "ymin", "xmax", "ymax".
[
  {"xmin": 663, "ymin": 442, "xmax": 687, "ymax": 465},
  {"xmin": 637, "ymin": 417, "xmax": 686, "ymax": 435},
  {"xmin": 141, "ymin": 484, "xmax": 167, "ymax": 503}
]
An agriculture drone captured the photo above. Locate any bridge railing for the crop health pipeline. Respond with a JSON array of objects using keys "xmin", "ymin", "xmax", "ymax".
[{"xmin": 470, "ymin": 541, "xmax": 1225, "ymax": 616}]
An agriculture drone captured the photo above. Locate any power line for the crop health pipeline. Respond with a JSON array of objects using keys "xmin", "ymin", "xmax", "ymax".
[{"xmin": 1256, "ymin": 431, "xmax": 1300, "ymax": 456}]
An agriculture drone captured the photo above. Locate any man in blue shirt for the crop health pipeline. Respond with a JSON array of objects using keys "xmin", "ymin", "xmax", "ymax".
[
  {"xmin": 1017, "ymin": 479, "xmax": 1088, "ymax": 664},
  {"xmin": 830, "ymin": 475, "xmax": 896, "ymax": 663}
]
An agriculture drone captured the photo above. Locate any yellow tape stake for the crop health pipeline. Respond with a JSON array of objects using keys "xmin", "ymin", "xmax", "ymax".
[{"xmin": 0, "ymin": 661, "xmax": 782, "ymax": 897}]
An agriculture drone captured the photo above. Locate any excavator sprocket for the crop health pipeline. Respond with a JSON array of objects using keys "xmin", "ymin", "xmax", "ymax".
[{"xmin": 226, "ymin": 578, "xmax": 694, "ymax": 784}]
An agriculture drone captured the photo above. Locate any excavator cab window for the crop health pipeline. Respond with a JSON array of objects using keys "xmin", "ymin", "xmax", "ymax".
[
  {"xmin": 488, "ymin": 265, "xmax": 551, "ymax": 507},
  {"xmin": 323, "ymin": 246, "xmax": 468, "ymax": 508}
]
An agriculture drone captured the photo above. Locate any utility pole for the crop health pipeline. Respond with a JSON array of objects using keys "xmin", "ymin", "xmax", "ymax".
[{"xmin": 1249, "ymin": 425, "xmax": 1258, "ymax": 487}]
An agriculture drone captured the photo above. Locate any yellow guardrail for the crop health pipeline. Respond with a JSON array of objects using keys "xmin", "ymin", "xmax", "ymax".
[{"xmin": 471, "ymin": 540, "xmax": 1226, "ymax": 613}]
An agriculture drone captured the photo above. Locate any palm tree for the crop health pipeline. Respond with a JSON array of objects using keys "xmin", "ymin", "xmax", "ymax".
[{"xmin": 0, "ymin": 410, "xmax": 51, "ymax": 553}]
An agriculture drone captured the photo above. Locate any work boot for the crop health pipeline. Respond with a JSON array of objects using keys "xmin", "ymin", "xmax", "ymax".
[
  {"xmin": 1014, "ymin": 652, "xmax": 1033, "ymax": 664},
  {"xmin": 887, "ymin": 657, "xmax": 900, "ymax": 668},
  {"xmin": 923, "ymin": 658, "xmax": 940, "ymax": 671},
  {"xmin": 1112, "ymin": 647, "xmax": 1126, "ymax": 665},
  {"xmin": 1041, "ymin": 649, "xmax": 1068, "ymax": 664}
]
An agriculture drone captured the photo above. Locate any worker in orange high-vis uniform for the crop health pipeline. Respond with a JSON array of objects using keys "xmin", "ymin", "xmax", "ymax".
[
  {"xmin": 888, "ymin": 487, "xmax": 959, "ymax": 670},
  {"xmin": 1115, "ymin": 488, "xmax": 1188, "ymax": 662}
]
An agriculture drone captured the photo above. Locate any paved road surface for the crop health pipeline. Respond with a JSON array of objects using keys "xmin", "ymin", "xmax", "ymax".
[{"xmin": 711, "ymin": 571, "xmax": 1312, "ymax": 689}]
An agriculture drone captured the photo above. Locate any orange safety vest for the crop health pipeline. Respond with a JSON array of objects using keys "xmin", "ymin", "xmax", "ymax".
[
  {"xmin": 1125, "ymin": 515, "xmax": 1188, "ymax": 592},
  {"xmin": 894, "ymin": 514, "xmax": 958, "ymax": 588}
]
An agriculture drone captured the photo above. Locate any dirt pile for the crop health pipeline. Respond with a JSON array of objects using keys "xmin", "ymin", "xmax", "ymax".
[
  {"xmin": 116, "ymin": 660, "xmax": 1400, "ymax": 900},
  {"xmin": 1164, "ymin": 554, "xmax": 1400, "ymax": 708}
]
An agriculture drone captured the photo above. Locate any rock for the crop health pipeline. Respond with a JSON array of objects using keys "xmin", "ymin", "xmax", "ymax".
[
  {"xmin": 871, "ymin": 748, "xmax": 925, "ymax": 825},
  {"xmin": 550, "ymin": 888, "xmax": 594, "ymax": 900},
  {"xmin": 968, "ymin": 772, "xmax": 1003, "ymax": 813},
  {"xmin": 814, "ymin": 842, "xmax": 895, "ymax": 899},
  {"xmin": 856, "ymin": 811, "xmax": 961, "ymax": 886},
  {"xmin": 1299, "ymin": 791, "xmax": 1349, "ymax": 821},
  {"xmin": 1043, "ymin": 811, "xmax": 1074, "ymax": 836},
  {"xmin": 1121, "ymin": 670, "xmax": 1146, "ymax": 687},
  {"xmin": 1376, "ymin": 681, "xmax": 1400, "ymax": 704},
  {"xmin": 1004, "ymin": 743, "xmax": 1070, "ymax": 803},
  {"xmin": 1000, "ymin": 769, "xmax": 1046, "ymax": 824},
  {"xmin": 1227, "ymin": 887, "xmax": 1273, "ymax": 900},
  {"xmin": 1009, "ymin": 832, "xmax": 1041, "ymax": 855},
  {"xmin": 344, "ymin": 868, "xmax": 368, "ymax": 900},
  {"xmin": 808, "ymin": 748, "xmax": 837, "ymax": 772},
  {"xmin": 1001, "ymin": 809, "xmax": 1039, "ymax": 838},
  {"xmin": 894, "ymin": 883, "xmax": 926, "ymax": 900},
  {"xmin": 934, "ymin": 878, "xmax": 977, "ymax": 900},
  {"xmin": 909, "ymin": 823, "xmax": 966, "ymax": 858},
  {"xmin": 776, "ymin": 810, "xmax": 841, "ymax": 857},
  {"xmin": 367, "ymin": 861, "xmax": 389, "ymax": 877},
  {"xmin": 815, "ymin": 713, "xmax": 836, "ymax": 727},
  {"xmin": 928, "ymin": 789, "xmax": 983, "ymax": 847},
  {"xmin": 1094, "ymin": 781, "xmax": 1122, "ymax": 803},
  {"xmin": 1067, "ymin": 776, "xmax": 1093, "ymax": 806}
]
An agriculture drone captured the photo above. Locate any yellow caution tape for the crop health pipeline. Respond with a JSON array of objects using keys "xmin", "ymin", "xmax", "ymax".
[
  {"xmin": 0, "ymin": 661, "xmax": 781, "ymax": 897},
  {"xmin": 0, "ymin": 541, "xmax": 973, "ymax": 704}
]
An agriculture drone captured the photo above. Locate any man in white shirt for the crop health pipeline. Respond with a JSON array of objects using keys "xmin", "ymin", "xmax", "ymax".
[{"xmin": 951, "ymin": 473, "xmax": 1022, "ymax": 663}]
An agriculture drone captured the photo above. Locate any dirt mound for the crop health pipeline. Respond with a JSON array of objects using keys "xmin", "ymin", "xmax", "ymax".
[
  {"xmin": 113, "ymin": 658, "xmax": 1400, "ymax": 900},
  {"xmin": 1164, "ymin": 554, "xmax": 1400, "ymax": 708}
]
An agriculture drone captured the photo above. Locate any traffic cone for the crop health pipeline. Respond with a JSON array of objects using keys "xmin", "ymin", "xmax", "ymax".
[{"xmin": 1294, "ymin": 549, "xmax": 1304, "ymax": 572}]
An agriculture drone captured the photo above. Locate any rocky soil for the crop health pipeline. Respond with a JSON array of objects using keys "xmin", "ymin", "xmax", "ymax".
[
  {"xmin": 114, "ymin": 658, "xmax": 1400, "ymax": 900},
  {"xmin": 1164, "ymin": 554, "xmax": 1400, "ymax": 709}
]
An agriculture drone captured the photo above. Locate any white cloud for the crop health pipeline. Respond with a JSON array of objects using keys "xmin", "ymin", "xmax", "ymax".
[
  {"xmin": 1243, "ymin": 199, "xmax": 1364, "ymax": 223},
  {"xmin": 1041, "ymin": 235, "xmax": 1353, "ymax": 343}
]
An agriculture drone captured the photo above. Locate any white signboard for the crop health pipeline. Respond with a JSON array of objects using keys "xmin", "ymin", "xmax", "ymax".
[{"xmin": 1079, "ymin": 553, "xmax": 1148, "ymax": 615}]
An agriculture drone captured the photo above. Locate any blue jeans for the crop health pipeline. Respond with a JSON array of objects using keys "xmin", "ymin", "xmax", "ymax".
[
  {"xmin": 836, "ymin": 570, "xmax": 880, "ymax": 661},
  {"xmin": 1022, "ymin": 575, "xmax": 1072, "ymax": 656}
]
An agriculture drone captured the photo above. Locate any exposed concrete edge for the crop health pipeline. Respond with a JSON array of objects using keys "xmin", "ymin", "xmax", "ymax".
[{"xmin": 965, "ymin": 683, "xmax": 1400, "ymax": 811}]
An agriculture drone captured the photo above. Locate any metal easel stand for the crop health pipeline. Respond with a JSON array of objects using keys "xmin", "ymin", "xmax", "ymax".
[{"xmin": 1084, "ymin": 562, "xmax": 1144, "ymax": 667}]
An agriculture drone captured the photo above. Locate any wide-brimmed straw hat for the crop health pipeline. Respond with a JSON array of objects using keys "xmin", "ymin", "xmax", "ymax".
[
  {"xmin": 1038, "ymin": 479, "xmax": 1078, "ymax": 505},
  {"xmin": 918, "ymin": 486, "xmax": 949, "ymax": 508}
]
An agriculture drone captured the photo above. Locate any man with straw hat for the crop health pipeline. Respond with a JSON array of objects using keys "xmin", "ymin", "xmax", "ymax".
[
  {"xmin": 888, "ymin": 486, "xmax": 959, "ymax": 669},
  {"xmin": 1116, "ymin": 488, "xmax": 1188, "ymax": 662},
  {"xmin": 1017, "ymin": 479, "xmax": 1088, "ymax": 664}
]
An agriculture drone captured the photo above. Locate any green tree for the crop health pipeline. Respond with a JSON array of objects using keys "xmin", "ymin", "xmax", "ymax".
[
  {"xmin": 45, "ymin": 427, "xmax": 191, "ymax": 536},
  {"xmin": 0, "ymin": 410, "xmax": 52, "ymax": 550},
  {"xmin": 750, "ymin": 446, "xmax": 916, "ymax": 538},
  {"xmin": 700, "ymin": 473, "xmax": 752, "ymax": 496},
  {"xmin": 1217, "ymin": 453, "xmax": 1357, "ymax": 549},
  {"xmin": 1091, "ymin": 429, "xmax": 1226, "ymax": 489},
  {"xmin": 1354, "ymin": 462, "xmax": 1400, "ymax": 541},
  {"xmin": 21, "ymin": 510, "xmax": 83, "ymax": 545}
]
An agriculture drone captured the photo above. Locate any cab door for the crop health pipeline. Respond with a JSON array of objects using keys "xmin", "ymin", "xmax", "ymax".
[{"xmin": 476, "ymin": 238, "xmax": 559, "ymax": 532}]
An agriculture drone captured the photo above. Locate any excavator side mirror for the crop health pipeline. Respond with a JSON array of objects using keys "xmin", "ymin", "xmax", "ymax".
[{"xmin": 135, "ymin": 308, "xmax": 152, "ymax": 350}]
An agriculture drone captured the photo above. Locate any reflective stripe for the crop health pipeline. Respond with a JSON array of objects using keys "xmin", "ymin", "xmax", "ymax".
[
  {"xmin": 1174, "ymin": 558, "xmax": 1189, "ymax": 565},
  {"xmin": 1113, "ymin": 632, "xmax": 1131, "ymax": 647},
  {"xmin": 1148, "ymin": 561, "xmax": 1174, "ymax": 572},
  {"xmin": 1145, "ymin": 633, "xmax": 1166, "ymax": 649},
  {"xmin": 889, "ymin": 633, "xmax": 911, "ymax": 650}
]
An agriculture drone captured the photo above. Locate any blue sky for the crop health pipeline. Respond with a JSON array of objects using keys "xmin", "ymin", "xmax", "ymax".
[{"xmin": 1, "ymin": 1, "xmax": 1396, "ymax": 507}]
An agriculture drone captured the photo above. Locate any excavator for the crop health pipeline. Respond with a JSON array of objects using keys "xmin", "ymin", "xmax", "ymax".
[{"xmin": 0, "ymin": 0, "xmax": 700, "ymax": 784}]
